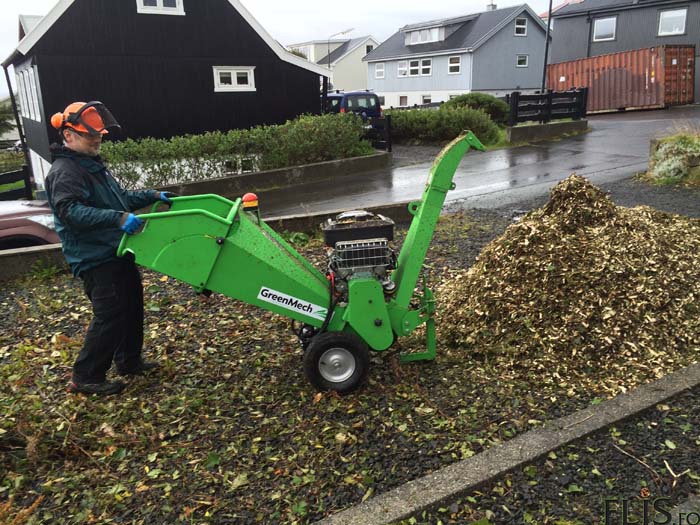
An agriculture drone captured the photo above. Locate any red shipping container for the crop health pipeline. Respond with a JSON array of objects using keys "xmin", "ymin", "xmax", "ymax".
[{"xmin": 547, "ymin": 45, "xmax": 694, "ymax": 113}]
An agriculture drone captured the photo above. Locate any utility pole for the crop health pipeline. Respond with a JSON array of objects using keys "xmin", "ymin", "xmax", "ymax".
[{"xmin": 541, "ymin": 0, "xmax": 554, "ymax": 93}]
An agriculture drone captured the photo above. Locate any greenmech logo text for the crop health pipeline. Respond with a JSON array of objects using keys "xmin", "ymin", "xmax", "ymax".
[{"xmin": 258, "ymin": 287, "xmax": 327, "ymax": 321}]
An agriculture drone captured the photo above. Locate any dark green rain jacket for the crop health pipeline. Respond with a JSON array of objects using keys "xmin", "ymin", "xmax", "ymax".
[{"xmin": 45, "ymin": 145, "xmax": 158, "ymax": 277}]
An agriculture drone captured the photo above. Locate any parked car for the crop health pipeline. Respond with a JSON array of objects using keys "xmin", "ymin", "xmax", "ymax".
[
  {"xmin": 323, "ymin": 90, "xmax": 383, "ymax": 119},
  {"xmin": 0, "ymin": 200, "xmax": 60, "ymax": 250}
]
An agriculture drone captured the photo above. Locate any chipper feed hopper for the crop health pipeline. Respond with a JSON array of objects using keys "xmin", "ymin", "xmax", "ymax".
[{"xmin": 118, "ymin": 132, "xmax": 485, "ymax": 393}]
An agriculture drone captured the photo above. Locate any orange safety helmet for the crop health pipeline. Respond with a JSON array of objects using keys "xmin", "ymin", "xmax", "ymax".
[{"xmin": 50, "ymin": 101, "xmax": 120, "ymax": 136}]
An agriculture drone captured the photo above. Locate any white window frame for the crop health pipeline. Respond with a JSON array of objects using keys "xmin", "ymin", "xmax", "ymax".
[
  {"xmin": 409, "ymin": 60, "xmax": 420, "ymax": 76},
  {"xmin": 420, "ymin": 58, "xmax": 432, "ymax": 76},
  {"xmin": 448, "ymin": 56, "xmax": 461, "ymax": 74},
  {"xmin": 213, "ymin": 66, "xmax": 256, "ymax": 92},
  {"xmin": 136, "ymin": 0, "xmax": 185, "ymax": 16},
  {"xmin": 16, "ymin": 68, "xmax": 41, "ymax": 122},
  {"xmin": 399, "ymin": 95, "xmax": 408, "ymax": 107},
  {"xmin": 515, "ymin": 17, "xmax": 528, "ymax": 36},
  {"xmin": 658, "ymin": 8, "xmax": 687, "ymax": 36},
  {"xmin": 593, "ymin": 16, "xmax": 617, "ymax": 42},
  {"xmin": 516, "ymin": 55, "xmax": 529, "ymax": 68},
  {"xmin": 421, "ymin": 94, "xmax": 432, "ymax": 104},
  {"xmin": 375, "ymin": 63, "xmax": 385, "ymax": 79},
  {"xmin": 397, "ymin": 61, "xmax": 408, "ymax": 77}
]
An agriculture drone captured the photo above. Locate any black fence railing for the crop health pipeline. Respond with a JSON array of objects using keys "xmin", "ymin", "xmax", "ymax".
[
  {"xmin": 506, "ymin": 88, "xmax": 588, "ymax": 126},
  {"xmin": 0, "ymin": 165, "xmax": 33, "ymax": 201},
  {"xmin": 365, "ymin": 115, "xmax": 392, "ymax": 152}
]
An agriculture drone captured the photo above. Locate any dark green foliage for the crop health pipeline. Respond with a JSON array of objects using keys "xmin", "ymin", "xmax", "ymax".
[
  {"xmin": 101, "ymin": 114, "xmax": 375, "ymax": 189},
  {"xmin": 442, "ymin": 93, "xmax": 509, "ymax": 126},
  {"xmin": 0, "ymin": 151, "xmax": 24, "ymax": 173},
  {"xmin": 0, "ymin": 101, "xmax": 16, "ymax": 136},
  {"xmin": 387, "ymin": 107, "xmax": 500, "ymax": 145}
]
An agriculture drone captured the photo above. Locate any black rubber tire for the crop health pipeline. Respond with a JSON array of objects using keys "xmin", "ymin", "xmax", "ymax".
[{"xmin": 303, "ymin": 331, "xmax": 369, "ymax": 394}]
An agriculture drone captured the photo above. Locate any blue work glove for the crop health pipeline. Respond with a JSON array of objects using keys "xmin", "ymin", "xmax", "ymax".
[
  {"xmin": 120, "ymin": 213, "xmax": 143, "ymax": 235},
  {"xmin": 159, "ymin": 191, "xmax": 178, "ymax": 204}
]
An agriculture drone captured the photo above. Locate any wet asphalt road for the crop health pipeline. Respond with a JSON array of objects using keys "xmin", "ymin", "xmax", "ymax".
[{"xmin": 259, "ymin": 105, "xmax": 700, "ymax": 218}]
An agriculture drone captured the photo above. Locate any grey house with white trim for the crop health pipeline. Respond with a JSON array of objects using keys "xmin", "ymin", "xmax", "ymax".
[
  {"xmin": 364, "ymin": 4, "xmax": 549, "ymax": 108},
  {"xmin": 549, "ymin": 0, "xmax": 700, "ymax": 101}
]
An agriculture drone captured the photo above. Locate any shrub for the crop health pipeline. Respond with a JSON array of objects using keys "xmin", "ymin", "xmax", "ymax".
[
  {"xmin": 442, "ymin": 92, "xmax": 509, "ymax": 125},
  {"xmin": 386, "ymin": 106, "xmax": 500, "ymax": 144},
  {"xmin": 648, "ymin": 133, "xmax": 700, "ymax": 185},
  {"xmin": 101, "ymin": 113, "xmax": 374, "ymax": 189}
]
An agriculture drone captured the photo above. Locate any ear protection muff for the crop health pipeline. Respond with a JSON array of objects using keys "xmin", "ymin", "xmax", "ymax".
[{"xmin": 50, "ymin": 112, "xmax": 65, "ymax": 130}]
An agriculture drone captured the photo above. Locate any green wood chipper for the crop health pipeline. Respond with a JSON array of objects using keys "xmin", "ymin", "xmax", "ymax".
[{"xmin": 117, "ymin": 132, "xmax": 485, "ymax": 393}]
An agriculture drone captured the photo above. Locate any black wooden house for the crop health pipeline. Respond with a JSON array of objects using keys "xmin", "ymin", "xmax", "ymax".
[{"xmin": 2, "ymin": 0, "xmax": 330, "ymax": 190}]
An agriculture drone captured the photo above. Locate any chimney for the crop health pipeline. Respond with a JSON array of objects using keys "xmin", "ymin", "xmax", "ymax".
[{"xmin": 486, "ymin": 1, "xmax": 497, "ymax": 10}]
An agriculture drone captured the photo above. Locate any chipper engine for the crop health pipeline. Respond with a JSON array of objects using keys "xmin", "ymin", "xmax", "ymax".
[{"xmin": 117, "ymin": 132, "xmax": 485, "ymax": 393}]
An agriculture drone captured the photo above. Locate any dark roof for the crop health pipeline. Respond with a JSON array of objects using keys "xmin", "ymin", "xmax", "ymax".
[
  {"xmin": 365, "ymin": 4, "xmax": 539, "ymax": 61},
  {"xmin": 553, "ymin": 0, "xmax": 648, "ymax": 16},
  {"xmin": 316, "ymin": 36, "xmax": 370, "ymax": 65}
]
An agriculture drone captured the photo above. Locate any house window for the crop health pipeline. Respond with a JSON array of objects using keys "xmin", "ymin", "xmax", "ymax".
[
  {"xmin": 366, "ymin": 44, "xmax": 374, "ymax": 54},
  {"xmin": 375, "ymin": 63, "xmax": 385, "ymax": 79},
  {"xmin": 16, "ymin": 68, "xmax": 41, "ymax": 122},
  {"xmin": 213, "ymin": 66, "xmax": 256, "ymax": 92},
  {"xmin": 398, "ymin": 61, "xmax": 408, "ymax": 77},
  {"xmin": 593, "ymin": 17, "xmax": 616, "ymax": 41},
  {"xmin": 515, "ymin": 17, "xmax": 527, "ymax": 36},
  {"xmin": 406, "ymin": 28, "xmax": 440, "ymax": 45},
  {"xmin": 516, "ymin": 55, "xmax": 529, "ymax": 67},
  {"xmin": 448, "ymin": 56, "xmax": 461, "ymax": 74},
  {"xmin": 422, "ymin": 95, "xmax": 432, "ymax": 104},
  {"xmin": 658, "ymin": 8, "xmax": 687, "ymax": 36},
  {"xmin": 399, "ymin": 95, "xmax": 408, "ymax": 106},
  {"xmin": 136, "ymin": 0, "xmax": 185, "ymax": 15},
  {"xmin": 409, "ymin": 60, "xmax": 420, "ymax": 76},
  {"xmin": 421, "ymin": 59, "xmax": 432, "ymax": 76}
]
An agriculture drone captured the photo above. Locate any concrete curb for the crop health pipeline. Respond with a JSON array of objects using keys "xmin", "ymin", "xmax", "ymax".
[
  {"xmin": 506, "ymin": 120, "xmax": 588, "ymax": 143},
  {"xmin": 315, "ymin": 363, "xmax": 700, "ymax": 525},
  {"xmin": 159, "ymin": 152, "xmax": 391, "ymax": 198},
  {"xmin": 0, "ymin": 201, "xmax": 415, "ymax": 282}
]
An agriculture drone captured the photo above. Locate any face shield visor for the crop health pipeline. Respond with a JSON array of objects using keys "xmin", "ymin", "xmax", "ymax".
[{"xmin": 64, "ymin": 102, "xmax": 121, "ymax": 136}]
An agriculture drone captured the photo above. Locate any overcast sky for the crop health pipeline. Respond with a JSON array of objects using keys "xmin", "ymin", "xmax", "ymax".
[{"xmin": 1, "ymin": 0, "xmax": 552, "ymax": 99}]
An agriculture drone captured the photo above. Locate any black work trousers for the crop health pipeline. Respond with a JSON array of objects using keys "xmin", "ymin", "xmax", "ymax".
[{"xmin": 73, "ymin": 259, "xmax": 144, "ymax": 383}]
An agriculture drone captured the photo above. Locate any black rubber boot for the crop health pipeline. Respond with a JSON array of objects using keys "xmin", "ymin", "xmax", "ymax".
[{"xmin": 67, "ymin": 380, "xmax": 125, "ymax": 395}]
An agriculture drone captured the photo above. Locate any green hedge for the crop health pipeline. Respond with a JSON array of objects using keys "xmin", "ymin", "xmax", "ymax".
[
  {"xmin": 386, "ymin": 106, "xmax": 500, "ymax": 144},
  {"xmin": 442, "ymin": 92, "xmax": 510, "ymax": 125},
  {"xmin": 101, "ymin": 113, "xmax": 374, "ymax": 189},
  {"xmin": 0, "ymin": 151, "xmax": 24, "ymax": 173}
]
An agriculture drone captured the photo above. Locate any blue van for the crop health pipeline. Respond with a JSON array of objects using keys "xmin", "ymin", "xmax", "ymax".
[{"xmin": 323, "ymin": 91, "xmax": 383, "ymax": 120}]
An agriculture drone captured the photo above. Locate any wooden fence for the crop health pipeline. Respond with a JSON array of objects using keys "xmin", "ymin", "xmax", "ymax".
[
  {"xmin": 0, "ymin": 165, "xmax": 33, "ymax": 201},
  {"xmin": 506, "ymin": 89, "xmax": 588, "ymax": 126}
]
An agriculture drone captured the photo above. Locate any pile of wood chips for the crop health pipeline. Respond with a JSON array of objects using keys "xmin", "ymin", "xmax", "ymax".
[{"xmin": 437, "ymin": 175, "xmax": 700, "ymax": 360}]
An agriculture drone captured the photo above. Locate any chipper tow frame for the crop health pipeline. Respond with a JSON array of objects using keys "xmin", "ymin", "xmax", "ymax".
[{"xmin": 118, "ymin": 132, "xmax": 485, "ymax": 393}]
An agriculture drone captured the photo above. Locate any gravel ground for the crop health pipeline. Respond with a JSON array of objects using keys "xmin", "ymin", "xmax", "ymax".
[{"xmin": 395, "ymin": 385, "xmax": 700, "ymax": 525}]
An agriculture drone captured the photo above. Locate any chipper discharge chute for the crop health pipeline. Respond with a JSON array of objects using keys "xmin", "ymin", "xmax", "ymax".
[{"xmin": 118, "ymin": 131, "xmax": 485, "ymax": 393}]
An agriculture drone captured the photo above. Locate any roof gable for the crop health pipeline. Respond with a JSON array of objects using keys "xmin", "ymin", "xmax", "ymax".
[
  {"xmin": 6, "ymin": 0, "xmax": 329, "ymax": 76},
  {"xmin": 316, "ymin": 36, "xmax": 378, "ymax": 65},
  {"xmin": 365, "ymin": 4, "xmax": 547, "ymax": 62}
]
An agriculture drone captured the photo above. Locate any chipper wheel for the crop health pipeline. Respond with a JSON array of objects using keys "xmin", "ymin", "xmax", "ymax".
[{"xmin": 303, "ymin": 332, "xmax": 369, "ymax": 394}]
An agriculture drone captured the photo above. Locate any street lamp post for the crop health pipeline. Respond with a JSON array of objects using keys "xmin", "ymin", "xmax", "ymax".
[{"xmin": 327, "ymin": 27, "xmax": 353, "ymax": 90}]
